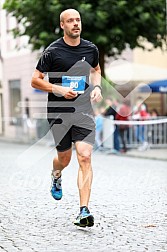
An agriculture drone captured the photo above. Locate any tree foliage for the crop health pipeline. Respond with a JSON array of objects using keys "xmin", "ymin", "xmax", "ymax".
[{"xmin": 3, "ymin": 0, "xmax": 166, "ymax": 76}]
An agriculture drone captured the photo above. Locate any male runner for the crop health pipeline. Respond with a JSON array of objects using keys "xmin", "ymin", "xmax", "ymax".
[{"xmin": 31, "ymin": 8, "xmax": 102, "ymax": 227}]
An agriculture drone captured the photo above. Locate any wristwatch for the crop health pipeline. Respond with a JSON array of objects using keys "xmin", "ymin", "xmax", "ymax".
[{"xmin": 93, "ymin": 85, "xmax": 102, "ymax": 91}]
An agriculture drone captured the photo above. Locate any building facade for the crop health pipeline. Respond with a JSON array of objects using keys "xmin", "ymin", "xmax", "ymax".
[
  {"xmin": 133, "ymin": 44, "xmax": 167, "ymax": 115},
  {"xmin": 0, "ymin": 1, "xmax": 48, "ymax": 141}
]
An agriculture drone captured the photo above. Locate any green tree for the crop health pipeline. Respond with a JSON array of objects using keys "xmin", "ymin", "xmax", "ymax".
[{"xmin": 3, "ymin": 0, "xmax": 166, "ymax": 76}]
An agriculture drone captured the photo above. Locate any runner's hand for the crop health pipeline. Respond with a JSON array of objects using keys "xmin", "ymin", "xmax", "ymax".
[
  {"xmin": 53, "ymin": 86, "xmax": 78, "ymax": 99},
  {"xmin": 63, "ymin": 87, "xmax": 78, "ymax": 99},
  {"xmin": 91, "ymin": 87, "xmax": 102, "ymax": 102}
]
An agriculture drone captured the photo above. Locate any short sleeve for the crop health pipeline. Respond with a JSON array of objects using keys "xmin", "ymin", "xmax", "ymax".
[
  {"xmin": 92, "ymin": 46, "xmax": 99, "ymax": 68},
  {"xmin": 36, "ymin": 48, "xmax": 53, "ymax": 73}
]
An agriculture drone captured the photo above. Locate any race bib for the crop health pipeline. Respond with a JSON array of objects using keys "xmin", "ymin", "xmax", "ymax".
[{"xmin": 62, "ymin": 76, "xmax": 86, "ymax": 94}]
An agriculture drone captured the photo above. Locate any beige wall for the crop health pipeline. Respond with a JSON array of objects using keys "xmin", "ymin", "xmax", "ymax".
[
  {"xmin": 133, "ymin": 43, "xmax": 167, "ymax": 115},
  {"xmin": 134, "ymin": 43, "xmax": 167, "ymax": 69},
  {"xmin": 0, "ymin": 61, "xmax": 3, "ymax": 134},
  {"xmin": 3, "ymin": 52, "xmax": 48, "ymax": 139},
  {"xmin": 0, "ymin": 90, "xmax": 3, "ymax": 134},
  {"xmin": 0, "ymin": 3, "xmax": 49, "ymax": 139}
]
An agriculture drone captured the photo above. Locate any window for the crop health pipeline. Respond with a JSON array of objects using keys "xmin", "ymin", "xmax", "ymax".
[{"xmin": 9, "ymin": 80, "xmax": 21, "ymax": 124}]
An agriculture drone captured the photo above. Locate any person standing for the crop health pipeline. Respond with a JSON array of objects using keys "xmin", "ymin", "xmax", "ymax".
[
  {"xmin": 116, "ymin": 100, "xmax": 131, "ymax": 153},
  {"xmin": 103, "ymin": 98, "xmax": 120, "ymax": 153},
  {"xmin": 31, "ymin": 9, "xmax": 102, "ymax": 227},
  {"xmin": 94, "ymin": 108, "xmax": 104, "ymax": 149},
  {"xmin": 132, "ymin": 97, "xmax": 149, "ymax": 151}
]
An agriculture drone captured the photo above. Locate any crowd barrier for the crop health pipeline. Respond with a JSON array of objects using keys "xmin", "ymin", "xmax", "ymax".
[
  {"xmin": 13, "ymin": 116, "xmax": 167, "ymax": 148},
  {"xmin": 103, "ymin": 116, "xmax": 167, "ymax": 148}
]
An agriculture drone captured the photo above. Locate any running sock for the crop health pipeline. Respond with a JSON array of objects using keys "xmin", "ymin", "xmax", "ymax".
[
  {"xmin": 52, "ymin": 170, "xmax": 61, "ymax": 179},
  {"xmin": 54, "ymin": 176, "xmax": 62, "ymax": 190},
  {"xmin": 80, "ymin": 206, "xmax": 90, "ymax": 213},
  {"xmin": 52, "ymin": 170, "xmax": 62, "ymax": 190}
]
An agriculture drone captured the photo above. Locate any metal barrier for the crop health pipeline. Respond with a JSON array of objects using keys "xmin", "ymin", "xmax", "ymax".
[
  {"xmin": 14, "ymin": 116, "xmax": 37, "ymax": 142},
  {"xmin": 14, "ymin": 117, "xmax": 50, "ymax": 143},
  {"xmin": 12, "ymin": 116, "xmax": 167, "ymax": 148},
  {"xmin": 105, "ymin": 117, "xmax": 167, "ymax": 149}
]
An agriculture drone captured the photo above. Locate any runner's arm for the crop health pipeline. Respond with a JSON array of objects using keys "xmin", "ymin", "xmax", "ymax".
[
  {"xmin": 90, "ymin": 64, "xmax": 102, "ymax": 102},
  {"xmin": 90, "ymin": 64, "xmax": 101, "ymax": 88},
  {"xmin": 31, "ymin": 69, "xmax": 77, "ymax": 99}
]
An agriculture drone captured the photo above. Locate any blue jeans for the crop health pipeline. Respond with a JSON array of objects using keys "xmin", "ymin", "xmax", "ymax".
[
  {"xmin": 135, "ymin": 125, "xmax": 145, "ymax": 143},
  {"xmin": 114, "ymin": 125, "xmax": 120, "ymax": 151}
]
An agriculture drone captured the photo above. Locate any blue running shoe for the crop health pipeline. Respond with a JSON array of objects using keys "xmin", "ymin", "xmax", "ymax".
[
  {"xmin": 50, "ymin": 175, "xmax": 62, "ymax": 200},
  {"xmin": 74, "ymin": 207, "xmax": 94, "ymax": 227}
]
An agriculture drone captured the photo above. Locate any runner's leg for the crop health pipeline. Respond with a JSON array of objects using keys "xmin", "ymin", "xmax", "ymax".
[
  {"xmin": 75, "ymin": 141, "xmax": 93, "ymax": 207},
  {"xmin": 53, "ymin": 148, "xmax": 72, "ymax": 178},
  {"xmin": 51, "ymin": 146, "xmax": 72, "ymax": 200}
]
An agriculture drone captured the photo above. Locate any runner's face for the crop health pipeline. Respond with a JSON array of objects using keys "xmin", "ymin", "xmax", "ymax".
[{"xmin": 61, "ymin": 12, "xmax": 82, "ymax": 38}]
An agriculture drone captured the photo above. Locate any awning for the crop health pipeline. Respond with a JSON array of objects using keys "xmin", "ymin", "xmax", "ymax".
[
  {"xmin": 140, "ymin": 80, "xmax": 167, "ymax": 93},
  {"xmin": 148, "ymin": 80, "xmax": 167, "ymax": 93}
]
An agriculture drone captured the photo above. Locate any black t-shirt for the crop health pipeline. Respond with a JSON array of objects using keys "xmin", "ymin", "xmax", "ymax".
[
  {"xmin": 36, "ymin": 38, "xmax": 99, "ymax": 112},
  {"xmin": 104, "ymin": 107, "xmax": 117, "ymax": 119}
]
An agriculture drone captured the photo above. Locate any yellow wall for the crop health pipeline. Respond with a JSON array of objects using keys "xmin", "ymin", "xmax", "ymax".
[
  {"xmin": 134, "ymin": 43, "xmax": 167, "ymax": 69},
  {"xmin": 133, "ymin": 43, "xmax": 167, "ymax": 115}
]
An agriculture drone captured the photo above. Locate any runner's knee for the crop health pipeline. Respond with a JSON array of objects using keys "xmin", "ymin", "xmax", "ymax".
[
  {"xmin": 57, "ymin": 154, "xmax": 71, "ymax": 168},
  {"xmin": 61, "ymin": 156, "xmax": 71, "ymax": 167},
  {"xmin": 78, "ymin": 150, "xmax": 91, "ymax": 164}
]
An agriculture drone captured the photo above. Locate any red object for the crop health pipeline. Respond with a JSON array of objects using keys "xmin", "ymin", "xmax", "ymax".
[{"xmin": 116, "ymin": 104, "xmax": 131, "ymax": 121}]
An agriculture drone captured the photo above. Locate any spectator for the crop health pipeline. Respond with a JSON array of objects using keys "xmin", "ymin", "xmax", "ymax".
[
  {"xmin": 94, "ymin": 107, "xmax": 104, "ymax": 150},
  {"xmin": 150, "ymin": 108, "xmax": 159, "ymax": 118},
  {"xmin": 103, "ymin": 98, "xmax": 120, "ymax": 153},
  {"xmin": 132, "ymin": 97, "xmax": 150, "ymax": 151},
  {"xmin": 116, "ymin": 100, "xmax": 131, "ymax": 153}
]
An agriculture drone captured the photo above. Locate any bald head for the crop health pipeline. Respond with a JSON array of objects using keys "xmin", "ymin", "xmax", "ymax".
[
  {"xmin": 60, "ymin": 9, "xmax": 80, "ymax": 22},
  {"xmin": 60, "ymin": 8, "xmax": 82, "ymax": 40}
]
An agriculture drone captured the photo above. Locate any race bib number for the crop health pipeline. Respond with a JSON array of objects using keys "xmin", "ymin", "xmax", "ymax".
[{"xmin": 62, "ymin": 76, "xmax": 86, "ymax": 94}]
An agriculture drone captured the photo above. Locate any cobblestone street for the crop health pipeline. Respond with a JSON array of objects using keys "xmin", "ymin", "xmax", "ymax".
[{"xmin": 0, "ymin": 141, "xmax": 167, "ymax": 252}]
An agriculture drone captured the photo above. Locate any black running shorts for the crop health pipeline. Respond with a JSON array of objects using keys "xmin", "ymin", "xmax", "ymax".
[{"xmin": 48, "ymin": 111, "xmax": 95, "ymax": 152}]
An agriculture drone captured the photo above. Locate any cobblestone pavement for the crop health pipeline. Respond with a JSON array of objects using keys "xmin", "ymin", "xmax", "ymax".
[{"xmin": 0, "ymin": 141, "xmax": 167, "ymax": 252}]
